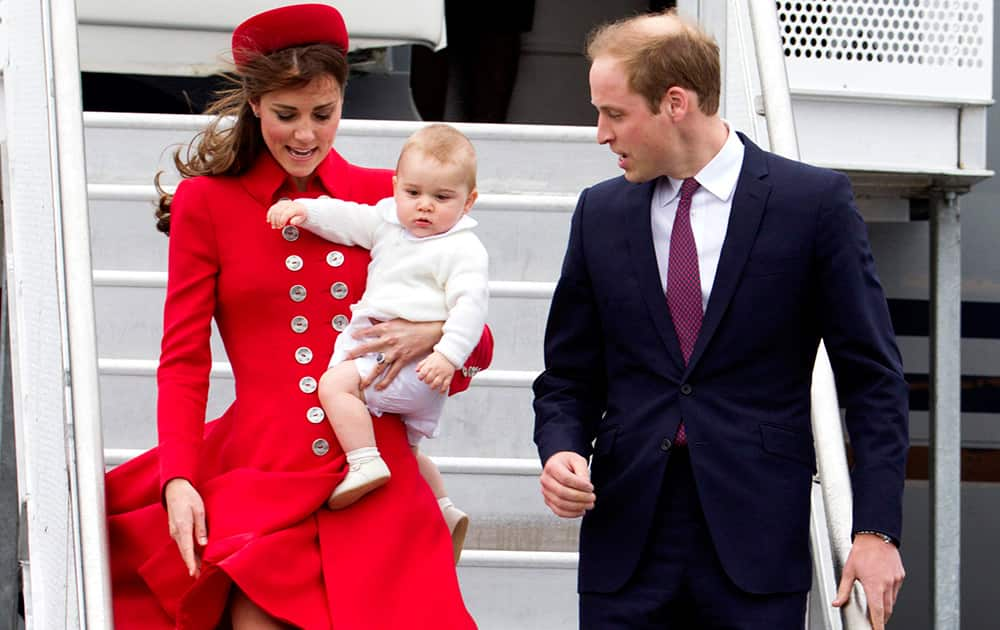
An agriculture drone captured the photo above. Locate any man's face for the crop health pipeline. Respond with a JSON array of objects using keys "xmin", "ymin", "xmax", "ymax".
[{"xmin": 589, "ymin": 56, "xmax": 673, "ymax": 183}]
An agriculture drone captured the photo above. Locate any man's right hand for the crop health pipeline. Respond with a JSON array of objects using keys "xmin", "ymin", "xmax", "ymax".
[
  {"xmin": 164, "ymin": 477, "xmax": 208, "ymax": 578},
  {"xmin": 540, "ymin": 451, "xmax": 596, "ymax": 518}
]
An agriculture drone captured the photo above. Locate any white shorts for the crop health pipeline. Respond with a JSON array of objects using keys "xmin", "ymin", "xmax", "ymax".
[{"xmin": 330, "ymin": 315, "xmax": 446, "ymax": 446}]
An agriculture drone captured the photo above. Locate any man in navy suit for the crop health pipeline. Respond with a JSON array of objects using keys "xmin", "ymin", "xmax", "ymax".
[{"xmin": 533, "ymin": 10, "xmax": 908, "ymax": 629}]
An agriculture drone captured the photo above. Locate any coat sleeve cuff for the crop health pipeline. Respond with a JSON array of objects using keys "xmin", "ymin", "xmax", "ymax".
[
  {"xmin": 158, "ymin": 440, "xmax": 199, "ymax": 499},
  {"xmin": 853, "ymin": 529, "xmax": 900, "ymax": 548}
]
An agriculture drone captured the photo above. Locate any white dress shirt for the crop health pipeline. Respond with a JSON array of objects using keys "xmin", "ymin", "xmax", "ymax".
[{"xmin": 651, "ymin": 123, "xmax": 745, "ymax": 312}]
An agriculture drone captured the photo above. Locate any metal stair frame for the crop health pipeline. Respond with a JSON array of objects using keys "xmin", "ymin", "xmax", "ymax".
[{"xmin": 1, "ymin": 0, "xmax": 113, "ymax": 628}]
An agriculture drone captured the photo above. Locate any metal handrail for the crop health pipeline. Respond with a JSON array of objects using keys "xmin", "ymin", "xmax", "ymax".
[
  {"xmin": 105, "ymin": 450, "xmax": 543, "ymax": 475},
  {"xmin": 83, "ymin": 111, "xmax": 602, "ymax": 142},
  {"xmin": 91, "ymin": 269, "xmax": 557, "ymax": 299},
  {"xmin": 96, "ymin": 357, "xmax": 537, "ymax": 388},
  {"xmin": 87, "ymin": 183, "xmax": 579, "ymax": 213},
  {"xmin": 745, "ymin": 2, "xmax": 869, "ymax": 628},
  {"xmin": 45, "ymin": 0, "xmax": 114, "ymax": 627},
  {"xmin": 459, "ymin": 550, "xmax": 578, "ymax": 569}
]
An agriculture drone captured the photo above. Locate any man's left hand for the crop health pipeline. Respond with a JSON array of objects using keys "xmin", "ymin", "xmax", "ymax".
[{"xmin": 832, "ymin": 533, "xmax": 905, "ymax": 630}]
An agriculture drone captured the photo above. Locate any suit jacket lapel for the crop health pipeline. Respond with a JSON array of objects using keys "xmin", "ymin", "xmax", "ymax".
[
  {"xmin": 625, "ymin": 180, "xmax": 686, "ymax": 370},
  {"xmin": 686, "ymin": 135, "xmax": 771, "ymax": 373}
]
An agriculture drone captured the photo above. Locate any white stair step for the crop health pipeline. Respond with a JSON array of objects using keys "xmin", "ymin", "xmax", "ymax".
[
  {"xmin": 458, "ymin": 515, "xmax": 579, "ymax": 554},
  {"xmin": 93, "ymin": 285, "xmax": 551, "ymax": 371},
  {"xmin": 84, "ymin": 113, "xmax": 620, "ymax": 195},
  {"xmin": 87, "ymin": 193, "xmax": 574, "ymax": 281},
  {"xmin": 99, "ymin": 371, "xmax": 537, "ymax": 459},
  {"xmin": 458, "ymin": 561, "xmax": 578, "ymax": 630}
]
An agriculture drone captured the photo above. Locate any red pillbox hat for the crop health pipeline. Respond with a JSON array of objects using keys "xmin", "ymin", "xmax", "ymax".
[{"xmin": 232, "ymin": 3, "xmax": 349, "ymax": 68}]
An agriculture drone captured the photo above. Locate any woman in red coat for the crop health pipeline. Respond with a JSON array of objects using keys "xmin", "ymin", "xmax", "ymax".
[{"xmin": 104, "ymin": 4, "xmax": 489, "ymax": 628}]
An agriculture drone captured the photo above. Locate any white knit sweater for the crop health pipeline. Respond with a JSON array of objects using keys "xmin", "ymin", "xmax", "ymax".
[{"xmin": 298, "ymin": 197, "xmax": 489, "ymax": 367}]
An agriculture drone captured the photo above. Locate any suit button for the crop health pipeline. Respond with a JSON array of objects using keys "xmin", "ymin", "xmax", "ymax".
[
  {"xmin": 306, "ymin": 407, "xmax": 326, "ymax": 423},
  {"xmin": 680, "ymin": 384, "xmax": 693, "ymax": 395},
  {"xmin": 312, "ymin": 438, "xmax": 330, "ymax": 456},
  {"xmin": 661, "ymin": 438, "xmax": 672, "ymax": 452},
  {"xmin": 289, "ymin": 285, "xmax": 307, "ymax": 302}
]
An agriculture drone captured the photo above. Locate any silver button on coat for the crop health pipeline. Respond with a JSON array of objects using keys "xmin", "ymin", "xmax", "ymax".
[
  {"xmin": 285, "ymin": 255, "xmax": 303, "ymax": 271},
  {"xmin": 295, "ymin": 347, "xmax": 314, "ymax": 364},
  {"xmin": 332, "ymin": 314, "xmax": 350, "ymax": 331},
  {"xmin": 282, "ymin": 225, "xmax": 300, "ymax": 242},
  {"xmin": 312, "ymin": 438, "xmax": 330, "ymax": 456},
  {"xmin": 326, "ymin": 251, "xmax": 345, "ymax": 267},
  {"xmin": 291, "ymin": 316, "xmax": 309, "ymax": 333},
  {"xmin": 330, "ymin": 282, "xmax": 349, "ymax": 300},
  {"xmin": 299, "ymin": 376, "xmax": 318, "ymax": 394},
  {"xmin": 289, "ymin": 285, "xmax": 307, "ymax": 302},
  {"xmin": 307, "ymin": 407, "xmax": 326, "ymax": 423}
]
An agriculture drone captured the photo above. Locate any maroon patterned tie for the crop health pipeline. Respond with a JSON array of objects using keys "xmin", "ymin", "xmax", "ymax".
[{"xmin": 666, "ymin": 177, "xmax": 701, "ymax": 445}]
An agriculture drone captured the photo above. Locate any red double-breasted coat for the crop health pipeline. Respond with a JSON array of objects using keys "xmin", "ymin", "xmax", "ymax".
[{"xmin": 105, "ymin": 148, "xmax": 484, "ymax": 629}]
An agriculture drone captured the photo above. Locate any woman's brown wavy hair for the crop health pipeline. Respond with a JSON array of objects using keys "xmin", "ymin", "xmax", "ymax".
[{"xmin": 154, "ymin": 44, "xmax": 348, "ymax": 235}]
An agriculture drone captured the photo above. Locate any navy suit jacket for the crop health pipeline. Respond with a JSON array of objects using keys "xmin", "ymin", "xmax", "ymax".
[{"xmin": 533, "ymin": 134, "xmax": 909, "ymax": 595}]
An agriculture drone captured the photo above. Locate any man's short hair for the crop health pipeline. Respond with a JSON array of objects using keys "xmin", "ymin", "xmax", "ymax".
[{"xmin": 586, "ymin": 9, "xmax": 721, "ymax": 115}]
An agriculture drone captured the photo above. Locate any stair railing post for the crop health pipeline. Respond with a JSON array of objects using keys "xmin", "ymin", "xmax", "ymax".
[
  {"xmin": 744, "ymin": 1, "xmax": 870, "ymax": 628},
  {"xmin": 928, "ymin": 189, "xmax": 961, "ymax": 630},
  {"xmin": 43, "ymin": 0, "xmax": 114, "ymax": 626},
  {"xmin": 0, "ymin": 186, "xmax": 22, "ymax": 630}
]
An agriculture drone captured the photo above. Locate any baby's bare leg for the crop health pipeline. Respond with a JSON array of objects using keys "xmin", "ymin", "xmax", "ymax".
[
  {"xmin": 413, "ymin": 444, "xmax": 469, "ymax": 565},
  {"xmin": 319, "ymin": 361, "xmax": 374, "ymax": 452},
  {"xmin": 412, "ymin": 446, "xmax": 447, "ymax": 498},
  {"xmin": 321, "ymin": 361, "xmax": 390, "ymax": 510}
]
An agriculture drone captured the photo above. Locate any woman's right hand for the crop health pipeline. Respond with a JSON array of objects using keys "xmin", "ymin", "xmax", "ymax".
[
  {"xmin": 348, "ymin": 319, "xmax": 444, "ymax": 390},
  {"xmin": 164, "ymin": 477, "xmax": 208, "ymax": 578}
]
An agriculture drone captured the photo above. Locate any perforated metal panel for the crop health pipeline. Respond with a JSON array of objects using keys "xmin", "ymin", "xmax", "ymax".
[{"xmin": 777, "ymin": 0, "xmax": 992, "ymax": 102}]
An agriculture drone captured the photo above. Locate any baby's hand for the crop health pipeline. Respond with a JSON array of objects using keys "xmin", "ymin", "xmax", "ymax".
[
  {"xmin": 416, "ymin": 351, "xmax": 456, "ymax": 394},
  {"xmin": 266, "ymin": 200, "xmax": 308, "ymax": 229}
]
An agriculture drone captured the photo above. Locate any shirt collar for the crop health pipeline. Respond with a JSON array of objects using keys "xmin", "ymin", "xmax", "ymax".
[
  {"xmin": 240, "ymin": 148, "xmax": 354, "ymax": 205},
  {"xmin": 657, "ymin": 120, "xmax": 744, "ymax": 206}
]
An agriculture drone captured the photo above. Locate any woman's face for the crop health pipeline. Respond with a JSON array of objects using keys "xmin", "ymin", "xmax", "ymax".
[{"xmin": 251, "ymin": 75, "xmax": 343, "ymax": 190}]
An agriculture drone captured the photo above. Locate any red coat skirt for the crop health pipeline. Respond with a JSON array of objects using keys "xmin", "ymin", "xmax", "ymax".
[{"xmin": 105, "ymin": 150, "xmax": 480, "ymax": 629}]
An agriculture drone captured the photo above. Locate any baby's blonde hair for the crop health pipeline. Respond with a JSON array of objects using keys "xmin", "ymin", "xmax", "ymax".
[{"xmin": 397, "ymin": 123, "xmax": 478, "ymax": 191}]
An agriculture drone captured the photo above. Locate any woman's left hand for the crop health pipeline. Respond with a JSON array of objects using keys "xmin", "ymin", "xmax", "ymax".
[{"xmin": 348, "ymin": 320, "xmax": 444, "ymax": 390}]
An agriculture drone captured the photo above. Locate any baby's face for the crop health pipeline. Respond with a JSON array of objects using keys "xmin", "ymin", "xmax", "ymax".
[{"xmin": 392, "ymin": 152, "xmax": 477, "ymax": 238}]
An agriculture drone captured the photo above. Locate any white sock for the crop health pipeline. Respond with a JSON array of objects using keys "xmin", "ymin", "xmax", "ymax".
[
  {"xmin": 437, "ymin": 497, "xmax": 454, "ymax": 511},
  {"xmin": 346, "ymin": 446, "xmax": 380, "ymax": 465}
]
